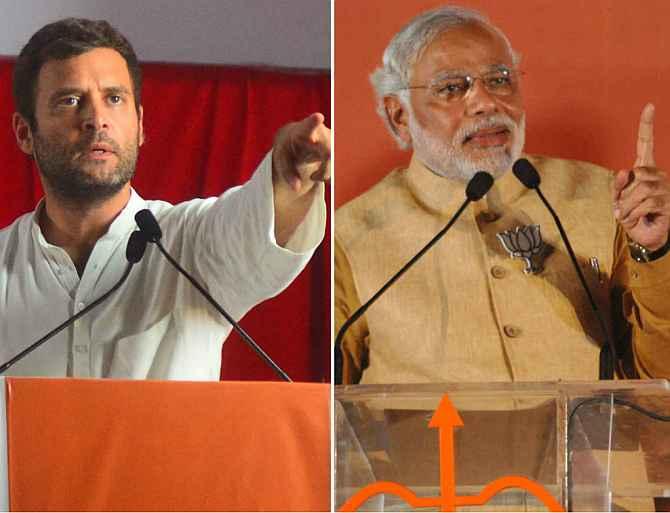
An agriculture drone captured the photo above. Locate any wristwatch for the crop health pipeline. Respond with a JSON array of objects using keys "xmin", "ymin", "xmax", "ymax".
[{"xmin": 628, "ymin": 236, "xmax": 670, "ymax": 263}]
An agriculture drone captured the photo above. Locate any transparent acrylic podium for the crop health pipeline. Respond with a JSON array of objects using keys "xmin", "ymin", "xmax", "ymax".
[{"xmin": 335, "ymin": 381, "xmax": 670, "ymax": 512}]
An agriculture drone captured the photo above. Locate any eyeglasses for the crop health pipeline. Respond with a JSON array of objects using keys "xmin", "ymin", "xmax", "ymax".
[{"xmin": 402, "ymin": 67, "xmax": 523, "ymax": 103}]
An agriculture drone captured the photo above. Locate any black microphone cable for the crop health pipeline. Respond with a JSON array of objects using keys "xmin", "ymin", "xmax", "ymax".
[
  {"xmin": 566, "ymin": 394, "xmax": 670, "ymax": 510},
  {"xmin": 0, "ymin": 230, "xmax": 148, "ymax": 374},
  {"xmin": 512, "ymin": 158, "xmax": 622, "ymax": 380},
  {"xmin": 511, "ymin": 159, "xmax": 670, "ymax": 507},
  {"xmin": 134, "ymin": 209, "xmax": 292, "ymax": 382},
  {"xmin": 334, "ymin": 171, "xmax": 495, "ymax": 384}
]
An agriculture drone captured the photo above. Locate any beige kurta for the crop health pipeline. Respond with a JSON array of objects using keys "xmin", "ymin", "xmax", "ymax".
[{"xmin": 335, "ymin": 154, "xmax": 670, "ymax": 384}]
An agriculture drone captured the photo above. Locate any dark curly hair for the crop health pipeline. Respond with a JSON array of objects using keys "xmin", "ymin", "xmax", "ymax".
[{"xmin": 13, "ymin": 18, "xmax": 142, "ymax": 129}]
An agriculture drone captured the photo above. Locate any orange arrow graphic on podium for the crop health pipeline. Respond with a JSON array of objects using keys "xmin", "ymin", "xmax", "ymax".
[
  {"xmin": 428, "ymin": 395, "xmax": 464, "ymax": 511},
  {"xmin": 338, "ymin": 393, "xmax": 565, "ymax": 512}
]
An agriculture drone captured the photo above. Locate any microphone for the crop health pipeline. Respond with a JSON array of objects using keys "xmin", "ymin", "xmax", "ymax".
[
  {"xmin": 334, "ymin": 171, "xmax": 494, "ymax": 384},
  {"xmin": 126, "ymin": 229, "xmax": 149, "ymax": 263},
  {"xmin": 135, "ymin": 209, "xmax": 162, "ymax": 242},
  {"xmin": 0, "ymin": 231, "xmax": 148, "ymax": 374},
  {"xmin": 512, "ymin": 158, "xmax": 622, "ymax": 379},
  {"xmin": 511, "ymin": 159, "xmax": 540, "ymax": 189},
  {"xmin": 134, "ymin": 209, "xmax": 293, "ymax": 382},
  {"xmin": 466, "ymin": 170, "xmax": 496, "ymax": 201}
]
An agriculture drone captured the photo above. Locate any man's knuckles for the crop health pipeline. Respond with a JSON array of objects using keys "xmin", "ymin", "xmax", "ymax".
[
  {"xmin": 620, "ymin": 172, "xmax": 669, "ymax": 198},
  {"xmin": 631, "ymin": 166, "xmax": 669, "ymax": 183}
]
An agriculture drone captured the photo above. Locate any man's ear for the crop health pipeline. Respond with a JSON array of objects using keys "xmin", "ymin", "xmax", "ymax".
[
  {"xmin": 138, "ymin": 105, "xmax": 145, "ymax": 146},
  {"xmin": 383, "ymin": 95, "xmax": 411, "ymax": 146},
  {"xmin": 12, "ymin": 113, "xmax": 34, "ymax": 156}
]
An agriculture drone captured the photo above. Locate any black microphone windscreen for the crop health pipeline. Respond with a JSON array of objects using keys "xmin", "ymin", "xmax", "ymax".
[
  {"xmin": 465, "ymin": 171, "xmax": 494, "ymax": 201},
  {"xmin": 126, "ymin": 230, "xmax": 148, "ymax": 263},
  {"xmin": 512, "ymin": 158, "xmax": 541, "ymax": 189},
  {"xmin": 135, "ymin": 209, "xmax": 163, "ymax": 242}
]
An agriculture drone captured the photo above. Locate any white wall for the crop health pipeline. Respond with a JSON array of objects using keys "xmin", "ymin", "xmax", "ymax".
[{"xmin": 0, "ymin": 0, "xmax": 330, "ymax": 69}]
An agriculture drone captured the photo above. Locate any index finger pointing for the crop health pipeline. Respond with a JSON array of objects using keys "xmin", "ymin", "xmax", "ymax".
[
  {"xmin": 635, "ymin": 102, "xmax": 655, "ymax": 168},
  {"xmin": 299, "ymin": 112, "xmax": 325, "ymax": 140}
]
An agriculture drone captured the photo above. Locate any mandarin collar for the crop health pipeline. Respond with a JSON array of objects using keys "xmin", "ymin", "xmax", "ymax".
[
  {"xmin": 405, "ymin": 153, "xmax": 531, "ymax": 218},
  {"xmin": 31, "ymin": 188, "xmax": 147, "ymax": 245},
  {"xmin": 103, "ymin": 188, "xmax": 146, "ymax": 240}
]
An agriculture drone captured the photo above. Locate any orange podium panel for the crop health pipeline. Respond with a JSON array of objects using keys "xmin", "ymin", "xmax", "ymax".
[{"xmin": 6, "ymin": 378, "xmax": 329, "ymax": 511}]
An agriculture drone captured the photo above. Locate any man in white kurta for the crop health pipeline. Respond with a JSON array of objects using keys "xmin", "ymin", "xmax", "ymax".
[
  {"xmin": 2, "ymin": 18, "xmax": 329, "ymax": 379},
  {"xmin": 0, "ymin": 152, "xmax": 326, "ymax": 379}
]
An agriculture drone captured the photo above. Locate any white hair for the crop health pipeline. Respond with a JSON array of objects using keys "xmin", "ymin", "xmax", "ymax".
[{"xmin": 370, "ymin": 6, "xmax": 521, "ymax": 148}]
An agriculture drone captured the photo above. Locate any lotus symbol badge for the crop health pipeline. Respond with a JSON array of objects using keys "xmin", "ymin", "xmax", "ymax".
[{"xmin": 496, "ymin": 225, "xmax": 545, "ymax": 274}]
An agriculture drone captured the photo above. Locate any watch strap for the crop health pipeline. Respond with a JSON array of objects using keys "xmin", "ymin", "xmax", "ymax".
[{"xmin": 628, "ymin": 235, "xmax": 670, "ymax": 263}]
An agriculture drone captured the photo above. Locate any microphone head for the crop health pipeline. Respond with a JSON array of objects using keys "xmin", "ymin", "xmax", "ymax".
[
  {"xmin": 126, "ymin": 230, "xmax": 148, "ymax": 263},
  {"xmin": 465, "ymin": 171, "xmax": 494, "ymax": 201},
  {"xmin": 135, "ymin": 209, "xmax": 163, "ymax": 242},
  {"xmin": 512, "ymin": 158, "xmax": 541, "ymax": 189}
]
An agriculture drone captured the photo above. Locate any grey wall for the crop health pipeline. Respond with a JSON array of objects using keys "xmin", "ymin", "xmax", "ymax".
[{"xmin": 0, "ymin": 0, "xmax": 330, "ymax": 69}]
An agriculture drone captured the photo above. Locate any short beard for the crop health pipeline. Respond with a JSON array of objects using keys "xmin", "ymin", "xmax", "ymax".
[
  {"xmin": 408, "ymin": 110, "xmax": 526, "ymax": 182},
  {"xmin": 33, "ymin": 130, "xmax": 139, "ymax": 207}
]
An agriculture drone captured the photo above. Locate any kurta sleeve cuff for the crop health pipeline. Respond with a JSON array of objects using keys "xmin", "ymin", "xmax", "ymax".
[
  {"xmin": 627, "ymin": 250, "xmax": 670, "ymax": 286},
  {"xmin": 254, "ymin": 150, "xmax": 326, "ymax": 255},
  {"xmin": 189, "ymin": 150, "xmax": 325, "ymax": 315}
]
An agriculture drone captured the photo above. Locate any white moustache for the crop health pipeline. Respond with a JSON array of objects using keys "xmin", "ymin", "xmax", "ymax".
[{"xmin": 458, "ymin": 115, "xmax": 517, "ymax": 144}]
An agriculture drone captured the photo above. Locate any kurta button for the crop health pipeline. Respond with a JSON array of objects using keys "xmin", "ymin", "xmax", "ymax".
[
  {"xmin": 77, "ymin": 302, "xmax": 85, "ymax": 310},
  {"xmin": 503, "ymin": 325, "xmax": 522, "ymax": 338},
  {"xmin": 481, "ymin": 211, "xmax": 500, "ymax": 223},
  {"xmin": 491, "ymin": 266, "xmax": 507, "ymax": 279}
]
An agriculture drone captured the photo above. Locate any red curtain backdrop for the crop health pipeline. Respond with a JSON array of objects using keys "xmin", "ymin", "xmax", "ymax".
[{"xmin": 0, "ymin": 58, "xmax": 331, "ymax": 383}]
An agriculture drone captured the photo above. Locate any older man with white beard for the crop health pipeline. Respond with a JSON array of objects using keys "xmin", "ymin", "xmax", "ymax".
[{"xmin": 334, "ymin": 6, "xmax": 670, "ymax": 384}]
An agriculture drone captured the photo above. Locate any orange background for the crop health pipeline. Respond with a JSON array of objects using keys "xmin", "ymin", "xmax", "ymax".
[{"xmin": 334, "ymin": 0, "xmax": 670, "ymax": 207}]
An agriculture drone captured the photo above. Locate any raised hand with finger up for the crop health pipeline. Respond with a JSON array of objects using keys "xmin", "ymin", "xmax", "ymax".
[{"xmin": 613, "ymin": 103, "xmax": 670, "ymax": 259}]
